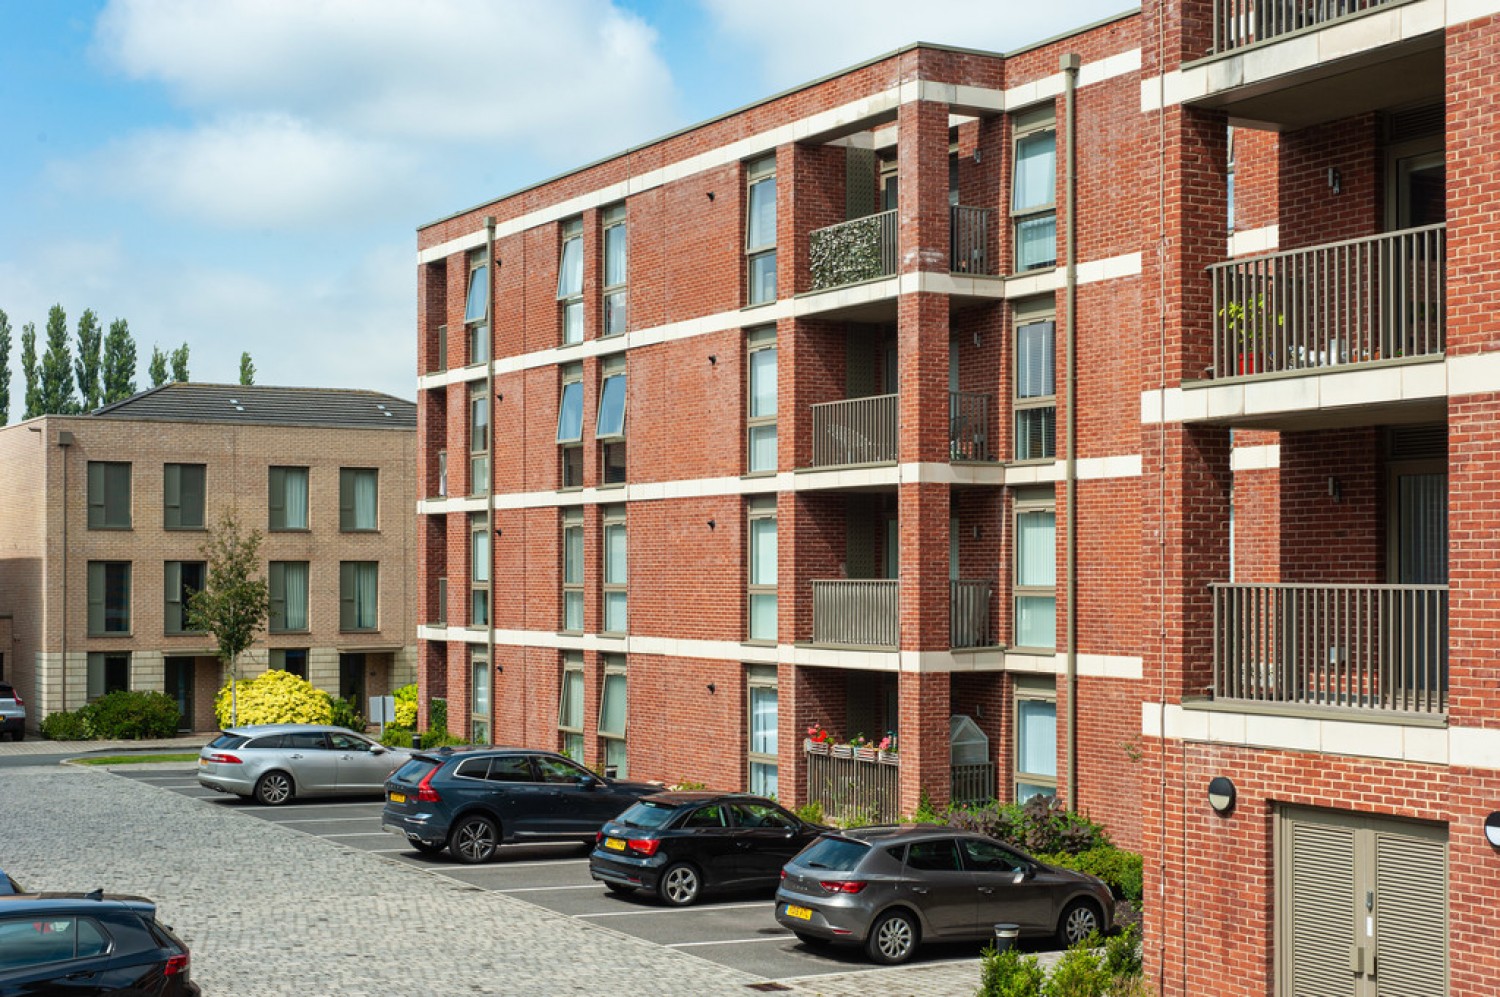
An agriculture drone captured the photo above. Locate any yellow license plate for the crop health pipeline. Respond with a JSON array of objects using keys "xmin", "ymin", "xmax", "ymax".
[
  {"xmin": 389, "ymin": 792, "xmax": 406, "ymax": 804},
  {"xmin": 198, "ymin": 758, "xmax": 207, "ymax": 766},
  {"xmin": 604, "ymin": 837, "xmax": 626, "ymax": 852},
  {"xmin": 785, "ymin": 904, "xmax": 813, "ymax": 921}
]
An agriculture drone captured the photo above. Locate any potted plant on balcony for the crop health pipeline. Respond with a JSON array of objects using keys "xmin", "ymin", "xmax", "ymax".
[{"xmin": 1219, "ymin": 292, "xmax": 1282, "ymax": 375}]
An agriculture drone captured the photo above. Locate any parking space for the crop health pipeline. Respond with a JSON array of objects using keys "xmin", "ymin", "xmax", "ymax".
[{"xmin": 110, "ymin": 766, "xmax": 989, "ymax": 982}]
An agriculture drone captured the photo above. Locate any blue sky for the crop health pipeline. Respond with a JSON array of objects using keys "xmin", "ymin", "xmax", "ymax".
[{"xmin": 0, "ymin": 0, "xmax": 1134, "ymax": 405}]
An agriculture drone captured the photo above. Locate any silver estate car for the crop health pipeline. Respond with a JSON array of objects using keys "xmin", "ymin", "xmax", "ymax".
[
  {"xmin": 198, "ymin": 724, "xmax": 411, "ymax": 806},
  {"xmin": 775, "ymin": 825, "xmax": 1114, "ymax": 965}
]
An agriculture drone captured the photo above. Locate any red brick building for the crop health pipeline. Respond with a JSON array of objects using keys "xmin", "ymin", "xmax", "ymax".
[{"xmin": 417, "ymin": 2, "xmax": 1499, "ymax": 992}]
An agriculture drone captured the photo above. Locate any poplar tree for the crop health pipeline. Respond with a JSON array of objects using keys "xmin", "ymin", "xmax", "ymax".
[
  {"xmin": 0, "ymin": 310, "xmax": 11, "ymax": 425},
  {"xmin": 38, "ymin": 304, "xmax": 78, "ymax": 415},
  {"xmin": 20, "ymin": 323, "xmax": 38, "ymax": 419},
  {"xmin": 170, "ymin": 342, "xmax": 190, "ymax": 383},
  {"xmin": 239, "ymin": 352, "xmax": 255, "ymax": 386},
  {"xmin": 74, "ymin": 308, "xmax": 103, "ymax": 412},
  {"xmin": 101, "ymin": 318, "xmax": 138, "ymax": 403},
  {"xmin": 148, "ymin": 345, "xmax": 169, "ymax": 388}
]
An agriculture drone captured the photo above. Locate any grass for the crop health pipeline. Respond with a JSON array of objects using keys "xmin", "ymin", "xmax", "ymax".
[{"xmin": 76, "ymin": 753, "xmax": 200, "ymax": 766}]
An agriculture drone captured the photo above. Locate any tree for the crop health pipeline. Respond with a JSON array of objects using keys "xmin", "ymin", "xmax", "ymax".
[
  {"xmin": 74, "ymin": 308, "xmax": 102, "ymax": 412},
  {"xmin": 186, "ymin": 511, "xmax": 270, "ymax": 727},
  {"xmin": 170, "ymin": 342, "xmax": 190, "ymax": 383},
  {"xmin": 148, "ymin": 345, "xmax": 169, "ymax": 387},
  {"xmin": 239, "ymin": 351, "xmax": 255, "ymax": 386},
  {"xmin": 38, "ymin": 304, "xmax": 78, "ymax": 415},
  {"xmin": 101, "ymin": 318, "xmax": 138, "ymax": 403},
  {"xmin": 20, "ymin": 323, "xmax": 37, "ymax": 419},
  {"xmin": 0, "ymin": 309, "xmax": 11, "ymax": 425}
]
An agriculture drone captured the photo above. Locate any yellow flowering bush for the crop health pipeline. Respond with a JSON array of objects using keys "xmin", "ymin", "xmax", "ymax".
[
  {"xmin": 393, "ymin": 683, "xmax": 418, "ymax": 729},
  {"xmin": 215, "ymin": 669, "xmax": 333, "ymax": 727}
]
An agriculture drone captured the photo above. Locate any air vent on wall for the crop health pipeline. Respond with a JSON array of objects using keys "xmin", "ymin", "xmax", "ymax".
[
  {"xmin": 1388, "ymin": 424, "xmax": 1446, "ymax": 461},
  {"xmin": 1386, "ymin": 102, "xmax": 1444, "ymax": 145}
]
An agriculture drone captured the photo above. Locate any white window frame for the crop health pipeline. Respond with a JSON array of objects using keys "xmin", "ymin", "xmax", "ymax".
[
  {"xmin": 562, "ymin": 508, "xmax": 584, "ymax": 633},
  {"xmin": 1014, "ymin": 303, "xmax": 1057, "ymax": 462},
  {"xmin": 1011, "ymin": 108, "xmax": 1058, "ymax": 273},
  {"xmin": 747, "ymin": 665, "xmax": 778, "ymax": 797},
  {"xmin": 747, "ymin": 496, "xmax": 777, "ymax": 643},
  {"xmin": 1013, "ymin": 489, "xmax": 1057, "ymax": 652},
  {"xmin": 602, "ymin": 506, "xmax": 627, "ymax": 635},
  {"xmin": 465, "ymin": 248, "xmax": 490, "ymax": 365},
  {"xmin": 557, "ymin": 362, "xmax": 584, "ymax": 488},
  {"xmin": 470, "ymin": 513, "xmax": 490, "ymax": 629},
  {"xmin": 471, "ymin": 647, "xmax": 490, "ymax": 745},
  {"xmin": 598, "ymin": 654, "xmax": 627, "ymax": 777},
  {"xmin": 746, "ymin": 326, "xmax": 777, "ymax": 474},
  {"xmin": 745, "ymin": 155, "xmax": 777, "ymax": 305},
  {"xmin": 1014, "ymin": 678, "xmax": 1058, "ymax": 803},
  {"xmin": 559, "ymin": 652, "xmax": 585, "ymax": 762},
  {"xmin": 469, "ymin": 383, "xmax": 489, "ymax": 497},
  {"xmin": 602, "ymin": 203, "xmax": 627, "ymax": 336},
  {"xmin": 597, "ymin": 354, "xmax": 626, "ymax": 485},
  {"xmin": 558, "ymin": 216, "xmax": 584, "ymax": 345}
]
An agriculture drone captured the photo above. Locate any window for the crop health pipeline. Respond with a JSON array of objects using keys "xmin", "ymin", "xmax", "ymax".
[
  {"xmin": 470, "ymin": 513, "xmax": 489, "ymax": 628},
  {"xmin": 1015, "ymin": 314, "xmax": 1056, "ymax": 461},
  {"xmin": 747, "ymin": 326, "xmax": 777, "ymax": 473},
  {"xmin": 268, "ymin": 467, "xmax": 309, "ymax": 531},
  {"xmin": 558, "ymin": 216, "xmax": 584, "ymax": 345},
  {"xmin": 270, "ymin": 648, "xmax": 308, "ymax": 679},
  {"xmin": 602, "ymin": 203, "xmax": 627, "ymax": 336},
  {"xmin": 602, "ymin": 506, "xmax": 627, "ymax": 634},
  {"xmin": 86, "ymin": 652, "xmax": 129, "ymax": 701},
  {"xmin": 748, "ymin": 666, "xmax": 778, "ymax": 796},
  {"xmin": 164, "ymin": 561, "xmax": 205, "ymax": 634},
  {"xmin": 87, "ymin": 461, "xmax": 131, "ymax": 529},
  {"xmin": 471, "ymin": 647, "xmax": 490, "ymax": 744},
  {"xmin": 269, "ymin": 561, "xmax": 310, "ymax": 633},
  {"xmin": 1014, "ymin": 491, "xmax": 1056, "ymax": 650},
  {"xmin": 469, "ymin": 383, "xmax": 489, "ymax": 497},
  {"xmin": 557, "ymin": 362, "xmax": 584, "ymax": 488},
  {"xmin": 163, "ymin": 463, "xmax": 205, "ymax": 529},
  {"xmin": 559, "ymin": 652, "xmax": 585, "ymax": 762},
  {"xmin": 598, "ymin": 655, "xmax": 627, "ymax": 777},
  {"xmin": 465, "ymin": 249, "xmax": 490, "ymax": 365},
  {"xmin": 748, "ymin": 497, "xmax": 777, "ymax": 642},
  {"xmin": 87, "ymin": 561, "xmax": 131, "ymax": 634},
  {"xmin": 745, "ymin": 155, "xmax": 777, "ymax": 305},
  {"xmin": 597, "ymin": 355, "xmax": 626, "ymax": 484},
  {"xmin": 1011, "ymin": 109, "xmax": 1057, "ymax": 272},
  {"xmin": 340, "ymin": 468, "xmax": 378, "ymax": 531},
  {"xmin": 1226, "ymin": 125, "xmax": 1236, "ymax": 231},
  {"xmin": 340, "ymin": 561, "xmax": 379, "ymax": 631},
  {"xmin": 1015, "ymin": 682, "xmax": 1057, "ymax": 802},
  {"xmin": 437, "ymin": 451, "xmax": 448, "ymax": 498},
  {"xmin": 562, "ymin": 508, "xmax": 584, "ymax": 632}
]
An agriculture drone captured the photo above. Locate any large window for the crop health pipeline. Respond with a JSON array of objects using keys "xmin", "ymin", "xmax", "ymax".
[
  {"xmin": 268, "ymin": 467, "xmax": 309, "ymax": 531},
  {"xmin": 1011, "ymin": 109, "xmax": 1057, "ymax": 272},
  {"xmin": 340, "ymin": 561, "xmax": 379, "ymax": 631},
  {"xmin": 602, "ymin": 203, "xmax": 627, "ymax": 336},
  {"xmin": 747, "ymin": 666, "xmax": 778, "ymax": 796},
  {"xmin": 598, "ymin": 655, "xmax": 627, "ymax": 777},
  {"xmin": 1015, "ymin": 314, "xmax": 1056, "ymax": 461},
  {"xmin": 471, "ymin": 647, "xmax": 490, "ymax": 745},
  {"xmin": 87, "ymin": 561, "xmax": 131, "ymax": 634},
  {"xmin": 1015, "ymin": 682, "xmax": 1057, "ymax": 802},
  {"xmin": 747, "ymin": 326, "xmax": 777, "ymax": 473},
  {"xmin": 748, "ymin": 497, "xmax": 777, "ymax": 642},
  {"xmin": 465, "ymin": 248, "xmax": 489, "ymax": 365},
  {"xmin": 745, "ymin": 155, "xmax": 777, "ymax": 305},
  {"xmin": 270, "ymin": 648, "xmax": 308, "ymax": 680},
  {"xmin": 597, "ymin": 355, "xmax": 626, "ymax": 485},
  {"xmin": 557, "ymin": 362, "xmax": 584, "ymax": 488},
  {"xmin": 163, "ymin": 463, "xmax": 205, "ymax": 529},
  {"xmin": 470, "ymin": 513, "xmax": 490, "ymax": 628},
  {"xmin": 340, "ymin": 468, "xmax": 379, "ymax": 531},
  {"xmin": 559, "ymin": 652, "xmax": 585, "ymax": 762},
  {"xmin": 1014, "ymin": 491, "xmax": 1056, "ymax": 650},
  {"xmin": 269, "ymin": 561, "xmax": 310, "ymax": 633},
  {"xmin": 86, "ymin": 652, "xmax": 130, "ymax": 702},
  {"xmin": 602, "ymin": 506, "xmax": 627, "ymax": 634},
  {"xmin": 164, "ymin": 560, "xmax": 205, "ymax": 634},
  {"xmin": 558, "ymin": 216, "xmax": 584, "ymax": 345},
  {"xmin": 469, "ymin": 383, "xmax": 489, "ymax": 497},
  {"xmin": 562, "ymin": 508, "xmax": 584, "ymax": 632},
  {"xmin": 87, "ymin": 461, "xmax": 131, "ymax": 529}
]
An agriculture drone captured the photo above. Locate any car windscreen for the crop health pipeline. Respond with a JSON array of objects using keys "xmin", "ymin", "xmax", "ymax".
[
  {"xmin": 391, "ymin": 758, "xmax": 439, "ymax": 783},
  {"xmin": 209, "ymin": 733, "xmax": 249, "ymax": 750},
  {"xmin": 615, "ymin": 800, "xmax": 680, "ymax": 829},
  {"xmin": 795, "ymin": 836, "xmax": 871, "ymax": 872}
]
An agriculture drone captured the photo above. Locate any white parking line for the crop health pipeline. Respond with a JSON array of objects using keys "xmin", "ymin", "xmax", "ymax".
[
  {"xmin": 266, "ymin": 817, "xmax": 379, "ymax": 824},
  {"xmin": 440, "ymin": 858, "xmax": 588, "ymax": 870},
  {"xmin": 316, "ymin": 832, "xmax": 396, "ymax": 838},
  {"xmin": 575, "ymin": 902, "xmax": 767, "ymax": 918},
  {"xmin": 496, "ymin": 884, "xmax": 607, "ymax": 894},
  {"xmin": 666, "ymin": 936, "xmax": 792, "ymax": 949}
]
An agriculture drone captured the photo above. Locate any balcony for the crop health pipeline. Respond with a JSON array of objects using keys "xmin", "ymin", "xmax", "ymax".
[
  {"xmin": 808, "ymin": 206, "xmax": 993, "ymax": 293},
  {"xmin": 1209, "ymin": 0, "xmax": 1401, "ymax": 55},
  {"xmin": 951, "ymin": 579, "xmax": 994, "ymax": 649},
  {"xmin": 803, "ymin": 741, "xmax": 997, "ymax": 821},
  {"xmin": 1212, "ymin": 582, "xmax": 1448, "ymax": 717},
  {"xmin": 811, "ymin": 579, "xmax": 898, "ymax": 648},
  {"xmin": 810, "ymin": 391, "xmax": 992, "ymax": 469}
]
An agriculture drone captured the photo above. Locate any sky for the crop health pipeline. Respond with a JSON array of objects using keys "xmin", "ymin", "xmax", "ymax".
[{"xmin": 0, "ymin": 0, "xmax": 1135, "ymax": 405}]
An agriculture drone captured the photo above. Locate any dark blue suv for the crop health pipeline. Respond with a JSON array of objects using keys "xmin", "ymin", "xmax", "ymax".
[{"xmin": 381, "ymin": 747, "xmax": 659, "ymax": 863}]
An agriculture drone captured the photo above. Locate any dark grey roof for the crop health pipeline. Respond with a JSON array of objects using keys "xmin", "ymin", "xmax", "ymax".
[{"xmin": 90, "ymin": 383, "xmax": 416, "ymax": 430}]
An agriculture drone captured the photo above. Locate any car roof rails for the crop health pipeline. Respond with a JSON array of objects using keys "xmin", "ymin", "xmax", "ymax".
[{"xmin": 85, "ymin": 888, "xmax": 103, "ymax": 901}]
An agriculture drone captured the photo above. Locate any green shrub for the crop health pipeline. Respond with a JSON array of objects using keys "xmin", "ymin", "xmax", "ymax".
[
  {"xmin": 328, "ymin": 695, "xmax": 365, "ymax": 732},
  {"xmin": 1045, "ymin": 936, "xmax": 1112, "ymax": 997},
  {"xmin": 420, "ymin": 728, "xmax": 468, "ymax": 749},
  {"xmin": 1102, "ymin": 924, "xmax": 1143, "ymax": 979},
  {"xmin": 949, "ymin": 795, "xmax": 1108, "ymax": 857},
  {"xmin": 393, "ymin": 683, "xmax": 418, "ymax": 728},
  {"xmin": 429, "ymin": 697, "xmax": 448, "ymax": 735},
  {"xmin": 1042, "ymin": 847, "xmax": 1143, "ymax": 905},
  {"xmin": 909, "ymin": 791, "xmax": 945, "ymax": 825},
  {"xmin": 215, "ymin": 670, "xmax": 332, "ymax": 727},
  {"xmin": 379, "ymin": 725, "xmax": 416, "ymax": 748},
  {"xmin": 793, "ymin": 801, "xmax": 825, "ymax": 825},
  {"xmin": 41, "ymin": 710, "xmax": 93, "ymax": 741},
  {"xmin": 978, "ymin": 943, "xmax": 1047, "ymax": 997},
  {"xmin": 79, "ymin": 691, "xmax": 180, "ymax": 740}
]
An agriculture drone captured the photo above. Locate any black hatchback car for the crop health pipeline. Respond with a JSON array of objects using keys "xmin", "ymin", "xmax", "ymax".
[
  {"xmin": 382, "ymin": 747, "xmax": 659, "ymax": 863},
  {"xmin": 589, "ymin": 792, "xmax": 828, "ymax": 906},
  {"xmin": 0, "ymin": 892, "xmax": 199, "ymax": 995}
]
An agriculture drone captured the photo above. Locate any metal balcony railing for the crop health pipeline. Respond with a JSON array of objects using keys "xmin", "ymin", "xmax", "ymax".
[
  {"xmin": 811, "ymin": 580, "xmax": 899, "ymax": 648},
  {"xmin": 1208, "ymin": 224, "xmax": 1445, "ymax": 379},
  {"xmin": 950, "ymin": 205, "xmax": 992, "ymax": 275},
  {"xmin": 1211, "ymin": 0, "xmax": 1399, "ymax": 54},
  {"xmin": 949, "ymin": 391, "xmax": 992, "ymax": 461},
  {"xmin": 950, "ymin": 761, "xmax": 996, "ymax": 805},
  {"xmin": 805, "ymin": 743, "xmax": 901, "ymax": 823},
  {"xmin": 951, "ymin": 579, "xmax": 994, "ymax": 649},
  {"xmin": 1213, "ymin": 582, "xmax": 1448, "ymax": 716},
  {"xmin": 811, "ymin": 394, "xmax": 898, "ymax": 467},
  {"xmin": 809, "ymin": 210, "xmax": 898, "ymax": 291}
]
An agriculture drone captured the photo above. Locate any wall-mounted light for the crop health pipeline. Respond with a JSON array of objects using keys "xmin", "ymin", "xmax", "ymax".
[
  {"xmin": 1328, "ymin": 167, "xmax": 1342, "ymax": 194},
  {"xmin": 708, "ymin": 354, "xmax": 718, "ymax": 366},
  {"xmin": 707, "ymin": 519, "xmax": 716, "ymax": 530},
  {"xmin": 1208, "ymin": 776, "xmax": 1237, "ymax": 815},
  {"xmin": 493, "ymin": 527, "xmax": 503, "ymax": 537},
  {"xmin": 496, "ymin": 392, "xmax": 503, "ymax": 401},
  {"xmin": 706, "ymin": 682, "xmax": 716, "ymax": 695},
  {"xmin": 973, "ymin": 149, "xmax": 982, "ymax": 164},
  {"xmin": 707, "ymin": 191, "xmax": 715, "ymax": 201},
  {"xmin": 1328, "ymin": 476, "xmax": 1342, "ymax": 503},
  {"xmin": 1485, "ymin": 812, "xmax": 1500, "ymax": 848},
  {"xmin": 495, "ymin": 663, "xmax": 504, "ymax": 675}
]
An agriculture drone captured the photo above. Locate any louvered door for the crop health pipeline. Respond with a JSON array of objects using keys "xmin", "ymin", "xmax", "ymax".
[
  {"xmin": 1372, "ymin": 825, "xmax": 1447, "ymax": 997},
  {"xmin": 1285, "ymin": 815, "xmax": 1359, "ymax": 997}
]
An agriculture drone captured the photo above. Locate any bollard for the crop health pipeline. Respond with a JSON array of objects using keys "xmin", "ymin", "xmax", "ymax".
[
  {"xmin": 411, "ymin": 730, "xmax": 422, "ymax": 751},
  {"xmin": 992, "ymin": 923, "xmax": 1020, "ymax": 952}
]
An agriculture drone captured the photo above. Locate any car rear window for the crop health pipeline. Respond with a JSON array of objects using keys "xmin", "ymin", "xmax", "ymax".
[
  {"xmin": 796, "ymin": 836, "xmax": 871, "ymax": 872},
  {"xmin": 245, "ymin": 735, "xmax": 287, "ymax": 749},
  {"xmin": 392, "ymin": 758, "xmax": 439, "ymax": 783},
  {"xmin": 209, "ymin": 733, "xmax": 249, "ymax": 750},
  {"xmin": 615, "ymin": 800, "xmax": 679, "ymax": 829},
  {"xmin": 0, "ymin": 684, "xmax": 14, "ymax": 698}
]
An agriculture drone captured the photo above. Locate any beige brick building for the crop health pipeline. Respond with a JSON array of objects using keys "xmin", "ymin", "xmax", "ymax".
[{"xmin": 0, "ymin": 383, "xmax": 417, "ymax": 733}]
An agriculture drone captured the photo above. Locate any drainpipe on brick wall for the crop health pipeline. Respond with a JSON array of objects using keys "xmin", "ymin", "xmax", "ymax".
[
  {"xmin": 58, "ymin": 427, "xmax": 73, "ymax": 714},
  {"xmin": 484, "ymin": 215, "xmax": 497, "ymax": 719},
  {"xmin": 1061, "ymin": 53, "xmax": 1081, "ymax": 807}
]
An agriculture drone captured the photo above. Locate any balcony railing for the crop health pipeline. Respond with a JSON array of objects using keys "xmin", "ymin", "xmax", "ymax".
[
  {"xmin": 811, "ymin": 394, "xmax": 898, "ymax": 467},
  {"xmin": 1213, "ymin": 582, "xmax": 1448, "ymax": 716},
  {"xmin": 812, "ymin": 579, "xmax": 898, "ymax": 648},
  {"xmin": 949, "ymin": 391, "xmax": 991, "ymax": 461},
  {"xmin": 1211, "ymin": 0, "xmax": 1399, "ymax": 55},
  {"xmin": 951, "ymin": 761, "xmax": 996, "ymax": 805},
  {"xmin": 805, "ymin": 741, "xmax": 901, "ymax": 823},
  {"xmin": 810, "ymin": 210, "xmax": 898, "ymax": 291},
  {"xmin": 951, "ymin": 579, "xmax": 994, "ymax": 649},
  {"xmin": 1209, "ymin": 224, "xmax": 1445, "ymax": 379},
  {"xmin": 950, "ymin": 205, "xmax": 992, "ymax": 275}
]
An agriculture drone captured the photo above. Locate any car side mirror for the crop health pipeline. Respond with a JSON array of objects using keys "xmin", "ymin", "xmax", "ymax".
[
  {"xmin": 371, "ymin": 745, "xmax": 387, "ymax": 755},
  {"xmin": 576, "ymin": 775, "xmax": 598, "ymax": 789}
]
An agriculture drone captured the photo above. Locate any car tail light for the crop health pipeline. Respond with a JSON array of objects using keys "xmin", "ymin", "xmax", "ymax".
[
  {"xmin": 10, "ymin": 690, "xmax": 21, "ymax": 705},
  {"xmin": 416, "ymin": 766, "xmax": 442, "ymax": 803},
  {"xmin": 596, "ymin": 830, "xmax": 604, "ymax": 844},
  {"xmin": 164, "ymin": 953, "xmax": 189, "ymax": 976},
  {"xmin": 628, "ymin": 838, "xmax": 660, "ymax": 857},
  {"xmin": 780, "ymin": 869, "xmax": 787, "ymax": 880},
  {"xmin": 819, "ymin": 880, "xmax": 867, "ymax": 894},
  {"xmin": 205, "ymin": 753, "xmax": 242, "ymax": 765}
]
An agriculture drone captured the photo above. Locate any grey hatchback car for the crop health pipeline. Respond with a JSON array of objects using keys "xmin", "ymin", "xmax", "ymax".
[
  {"xmin": 197, "ymin": 724, "xmax": 411, "ymax": 805},
  {"xmin": 775, "ymin": 825, "xmax": 1114, "ymax": 965}
]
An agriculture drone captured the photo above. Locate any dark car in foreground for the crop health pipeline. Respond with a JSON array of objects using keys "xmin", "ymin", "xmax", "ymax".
[
  {"xmin": 589, "ymin": 792, "xmax": 828, "ymax": 906},
  {"xmin": 382, "ymin": 747, "xmax": 659, "ymax": 863},
  {"xmin": 198, "ymin": 724, "xmax": 411, "ymax": 805},
  {"xmin": 775, "ymin": 826, "xmax": 1114, "ymax": 965},
  {"xmin": 0, "ymin": 682, "xmax": 25, "ymax": 742},
  {"xmin": 0, "ymin": 892, "xmax": 199, "ymax": 995}
]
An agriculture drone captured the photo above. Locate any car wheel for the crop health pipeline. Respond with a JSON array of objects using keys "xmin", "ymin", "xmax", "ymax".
[
  {"xmin": 793, "ymin": 931, "xmax": 829, "ymax": 947},
  {"xmin": 254, "ymin": 771, "xmax": 294, "ymax": 806},
  {"xmin": 411, "ymin": 840, "xmax": 445, "ymax": 855},
  {"xmin": 865, "ymin": 909, "xmax": 918, "ymax": 965},
  {"xmin": 657, "ymin": 863, "xmax": 702, "ymax": 907},
  {"xmin": 450, "ymin": 815, "xmax": 500, "ymax": 864},
  {"xmin": 10, "ymin": 729, "xmax": 21, "ymax": 743},
  {"xmin": 1056, "ymin": 899, "xmax": 1103, "ymax": 948},
  {"xmin": 604, "ymin": 882, "xmax": 634, "ymax": 896}
]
